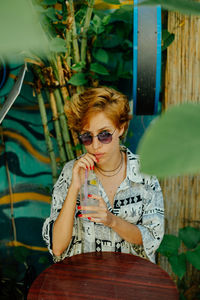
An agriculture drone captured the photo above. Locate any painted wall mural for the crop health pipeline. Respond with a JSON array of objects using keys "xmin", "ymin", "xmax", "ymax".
[{"xmin": 0, "ymin": 59, "xmax": 58, "ymax": 284}]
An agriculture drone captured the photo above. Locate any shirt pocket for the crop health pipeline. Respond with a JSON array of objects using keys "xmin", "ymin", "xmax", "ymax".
[{"xmin": 119, "ymin": 201, "xmax": 143, "ymax": 224}]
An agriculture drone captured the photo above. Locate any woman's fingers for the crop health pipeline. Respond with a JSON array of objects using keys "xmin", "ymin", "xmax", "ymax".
[
  {"xmin": 78, "ymin": 205, "xmax": 99, "ymax": 212},
  {"xmin": 87, "ymin": 152, "xmax": 98, "ymax": 163},
  {"xmin": 71, "ymin": 154, "xmax": 98, "ymax": 191},
  {"xmin": 78, "ymin": 208, "xmax": 113, "ymax": 227},
  {"xmin": 78, "ymin": 195, "xmax": 107, "ymax": 212},
  {"xmin": 88, "ymin": 194, "xmax": 106, "ymax": 207},
  {"xmin": 77, "ymin": 194, "xmax": 112, "ymax": 225},
  {"xmin": 78, "ymin": 211, "xmax": 107, "ymax": 221},
  {"xmin": 76, "ymin": 161, "xmax": 88, "ymax": 170},
  {"xmin": 76, "ymin": 153, "xmax": 97, "ymax": 170}
]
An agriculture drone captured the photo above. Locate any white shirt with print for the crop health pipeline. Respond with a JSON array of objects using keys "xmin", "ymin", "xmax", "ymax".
[{"xmin": 42, "ymin": 146, "xmax": 164, "ymax": 263}]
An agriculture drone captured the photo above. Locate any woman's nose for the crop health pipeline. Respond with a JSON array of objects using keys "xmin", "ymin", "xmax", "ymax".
[{"xmin": 92, "ymin": 136, "xmax": 101, "ymax": 149}]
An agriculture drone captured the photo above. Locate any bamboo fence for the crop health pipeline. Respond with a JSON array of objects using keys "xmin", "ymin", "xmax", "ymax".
[{"xmin": 159, "ymin": 11, "xmax": 200, "ymax": 287}]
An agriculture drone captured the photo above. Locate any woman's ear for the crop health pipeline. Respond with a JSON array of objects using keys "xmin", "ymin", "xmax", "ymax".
[{"xmin": 119, "ymin": 124, "xmax": 125, "ymax": 139}]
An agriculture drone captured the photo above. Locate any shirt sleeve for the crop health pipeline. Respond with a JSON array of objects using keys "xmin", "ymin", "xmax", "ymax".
[
  {"xmin": 135, "ymin": 176, "xmax": 164, "ymax": 263},
  {"xmin": 42, "ymin": 159, "xmax": 78, "ymax": 262}
]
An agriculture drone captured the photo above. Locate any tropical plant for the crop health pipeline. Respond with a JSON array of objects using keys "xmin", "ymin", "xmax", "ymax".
[
  {"xmin": 28, "ymin": 0, "xmax": 133, "ymax": 183},
  {"xmin": 0, "ymin": 246, "xmax": 50, "ymax": 299},
  {"xmin": 157, "ymin": 227, "xmax": 200, "ymax": 299}
]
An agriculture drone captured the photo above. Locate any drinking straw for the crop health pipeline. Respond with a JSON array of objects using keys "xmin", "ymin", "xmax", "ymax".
[{"xmin": 84, "ymin": 168, "xmax": 88, "ymax": 204}]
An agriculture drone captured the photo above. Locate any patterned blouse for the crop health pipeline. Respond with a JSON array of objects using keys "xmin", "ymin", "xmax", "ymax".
[{"xmin": 42, "ymin": 146, "xmax": 164, "ymax": 263}]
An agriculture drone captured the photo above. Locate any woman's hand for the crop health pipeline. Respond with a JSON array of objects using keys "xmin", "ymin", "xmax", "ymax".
[
  {"xmin": 78, "ymin": 194, "xmax": 114, "ymax": 227},
  {"xmin": 71, "ymin": 153, "xmax": 97, "ymax": 190}
]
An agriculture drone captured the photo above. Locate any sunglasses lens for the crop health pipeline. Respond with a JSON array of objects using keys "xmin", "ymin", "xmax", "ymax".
[
  {"xmin": 79, "ymin": 134, "xmax": 92, "ymax": 145},
  {"xmin": 79, "ymin": 131, "xmax": 113, "ymax": 145},
  {"xmin": 98, "ymin": 132, "xmax": 112, "ymax": 144}
]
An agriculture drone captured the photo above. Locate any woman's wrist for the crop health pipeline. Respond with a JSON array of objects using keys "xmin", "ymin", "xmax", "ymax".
[
  {"xmin": 108, "ymin": 212, "xmax": 117, "ymax": 229},
  {"xmin": 68, "ymin": 182, "xmax": 80, "ymax": 196}
]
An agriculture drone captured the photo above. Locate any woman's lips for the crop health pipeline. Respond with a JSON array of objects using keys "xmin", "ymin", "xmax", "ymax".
[{"xmin": 94, "ymin": 153, "xmax": 104, "ymax": 160}]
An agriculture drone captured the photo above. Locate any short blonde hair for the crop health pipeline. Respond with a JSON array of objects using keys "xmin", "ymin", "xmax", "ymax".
[{"xmin": 65, "ymin": 87, "xmax": 132, "ymax": 137}]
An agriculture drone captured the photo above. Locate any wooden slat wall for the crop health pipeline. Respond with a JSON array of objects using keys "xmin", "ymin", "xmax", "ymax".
[
  {"xmin": 159, "ymin": 12, "xmax": 200, "ymax": 285},
  {"xmin": 164, "ymin": 13, "xmax": 200, "ymax": 109}
]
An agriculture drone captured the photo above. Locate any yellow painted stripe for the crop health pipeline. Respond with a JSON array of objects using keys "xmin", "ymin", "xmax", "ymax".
[
  {"xmin": 94, "ymin": 0, "xmax": 133, "ymax": 10},
  {"xmin": 0, "ymin": 192, "xmax": 51, "ymax": 205},
  {"xmin": 6, "ymin": 240, "xmax": 48, "ymax": 252},
  {"xmin": 2, "ymin": 130, "xmax": 60, "ymax": 164}
]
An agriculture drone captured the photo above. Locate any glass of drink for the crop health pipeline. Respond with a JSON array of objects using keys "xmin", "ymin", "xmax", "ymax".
[{"xmin": 80, "ymin": 169, "xmax": 99, "ymax": 214}]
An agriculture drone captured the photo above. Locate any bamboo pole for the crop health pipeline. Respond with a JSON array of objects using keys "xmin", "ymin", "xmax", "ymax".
[
  {"xmin": 49, "ymin": 91, "xmax": 67, "ymax": 166},
  {"xmin": 68, "ymin": 0, "xmax": 84, "ymax": 94},
  {"xmin": 56, "ymin": 55, "xmax": 83, "ymax": 157},
  {"xmin": 37, "ymin": 89, "xmax": 58, "ymax": 183},
  {"xmin": 47, "ymin": 58, "xmax": 75, "ymax": 160},
  {"xmin": 81, "ymin": 0, "xmax": 95, "ymax": 63},
  {"xmin": 31, "ymin": 65, "xmax": 67, "ymax": 166},
  {"xmin": 54, "ymin": 88, "xmax": 75, "ymax": 160},
  {"xmin": 66, "ymin": 30, "xmax": 72, "ymax": 67},
  {"xmin": 56, "ymin": 55, "xmax": 70, "ymax": 103},
  {"xmin": 62, "ymin": 57, "xmax": 72, "ymax": 81},
  {"xmin": 68, "ymin": 0, "xmax": 80, "ymax": 64},
  {"xmin": 65, "ymin": 1, "xmax": 73, "ymax": 68}
]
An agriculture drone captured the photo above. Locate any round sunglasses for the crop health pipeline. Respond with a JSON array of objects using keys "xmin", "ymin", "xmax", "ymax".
[{"xmin": 78, "ymin": 129, "xmax": 116, "ymax": 146}]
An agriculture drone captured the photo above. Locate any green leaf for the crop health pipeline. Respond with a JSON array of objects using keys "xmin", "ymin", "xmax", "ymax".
[
  {"xmin": 71, "ymin": 61, "xmax": 86, "ymax": 71},
  {"xmin": 102, "ymin": 34, "xmax": 123, "ymax": 48},
  {"xmin": 68, "ymin": 73, "xmax": 88, "ymax": 86},
  {"xmin": 123, "ymin": 39, "xmax": 133, "ymax": 48},
  {"xmin": 49, "ymin": 37, "xmax": 66, "ymax": 52},
  {"xmin": 102, "ymin": 15, "xmax": 111, "ymax": 26},
  {"xmin": 42, "ymin": 0, "xmax": 57, "ymax": 5},
  {"xmin": 45, "ymin": 7, "xmax": 58, "ymax": 21},
  {"xmin": 137, "ymin": 103, "xmax": 200, "ymax": 178},
  {"xmin": 139, "ymin": 0, "xmax": 200, "ymax": 16},
  {"xmin": 90, "ymin": 63, "xmax": 109, "ymax": 75},
  {"xmin": 102, "ymin": 0, "xmax": 120, "ymax": 4},
  {"xmin": 92, "ymin": 15, "xmax": 105, "ymax": 35},
  {"xmin": 157, "ymin": 234, "xmax": 181, "ymax": 257},
  {"xmin": 179, "ymin": 227, "xmax": 200, "ymax": 249},
  {"xmin": 0, "ymin": 0, "xmax": 49, "ymax": 57},
  {"xmin": 186, "ymin": 246, "xmax": 200, "ymax": 270},
  {"xmin": 162, "ymin": 29, "xmax": 175, "ymax": 51},
  {"xmin": 92, "ymin": 49, "xmax": 109, "ymax": 64},
  {"xmin": 168, "ymin": 254, "xmax": 187, "ymax": 279},
  {"xmin": 110, "ymin": 5, "xmax": 133, "ymax": 23}
]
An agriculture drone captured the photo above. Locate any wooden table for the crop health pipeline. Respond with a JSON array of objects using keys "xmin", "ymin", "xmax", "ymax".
[{"xmin": 28, "ymin": 252, "xmax": 179, "ymax": 299}]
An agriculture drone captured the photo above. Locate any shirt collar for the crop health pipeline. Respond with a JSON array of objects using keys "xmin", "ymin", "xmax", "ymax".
[{"xmin": 121, "ymin": 145, "xmax": 146, "ymax": 184}]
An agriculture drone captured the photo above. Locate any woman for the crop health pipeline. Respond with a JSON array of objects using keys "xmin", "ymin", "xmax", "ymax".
[{"xmin": 42, "ymin": 87, "xmax": 164, "ymax": 263}]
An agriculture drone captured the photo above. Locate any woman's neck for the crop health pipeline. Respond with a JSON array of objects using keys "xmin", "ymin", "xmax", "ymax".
[{"xmin": 96, "ymin": 148, "xmax": 122, "ymax": 172}]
